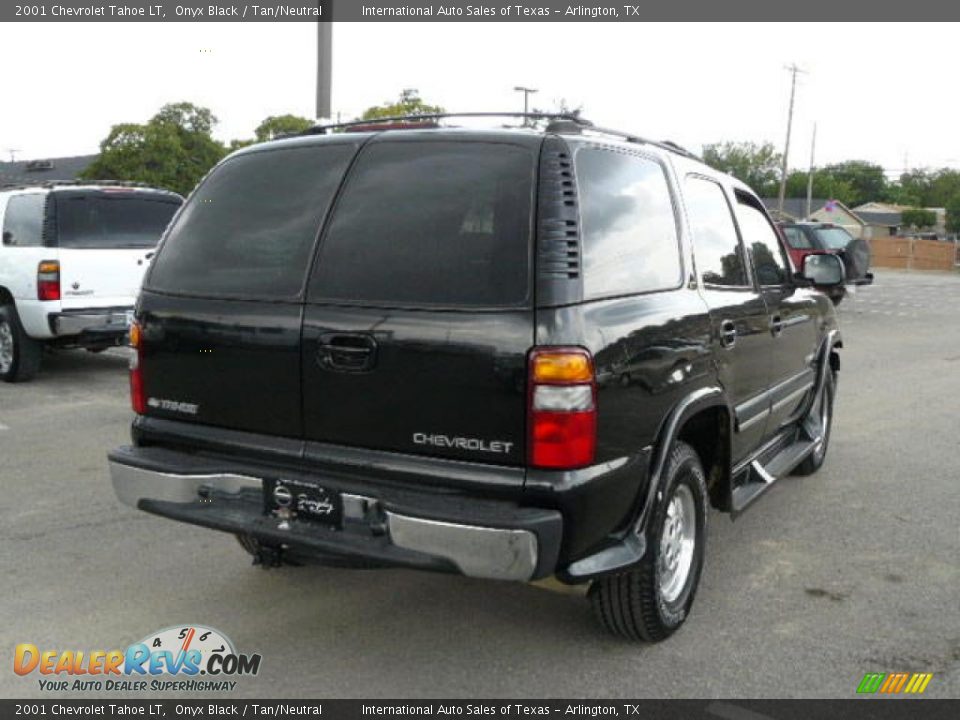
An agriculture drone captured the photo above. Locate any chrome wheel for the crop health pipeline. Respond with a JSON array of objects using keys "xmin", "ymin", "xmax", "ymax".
[
  {"xmin": 0, "ymin": 320, "xmax": 13, "ymax": 374},
  {"xmin": 658, "ymin": 484, "xmax": 697, "ymax": 604}
]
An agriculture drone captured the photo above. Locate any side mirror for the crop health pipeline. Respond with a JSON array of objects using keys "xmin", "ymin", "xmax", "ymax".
[
  {"xmin": 1, "ymin": 231, "xmax": 12, "ymax": 246},
  {"xmin": 802, "ymin": 253, "xmax": 844, "ymax": 286}
]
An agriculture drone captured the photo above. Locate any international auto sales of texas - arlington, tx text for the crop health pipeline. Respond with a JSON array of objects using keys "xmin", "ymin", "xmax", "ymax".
[
  {"xmin": 361, "ymin": 5, "xmax": 624, "ymax": 18},
  {"xmin": 359, "ymin": 706, "xmax": 622, "ymax": 717}
]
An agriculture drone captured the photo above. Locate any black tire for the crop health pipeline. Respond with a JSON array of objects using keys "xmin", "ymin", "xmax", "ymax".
[
  {"xmin": 589, "ymin": 441, "xmax": 708, "ymax": 642},
  {"xmin": 0, "ymin": 304, "xmax": 42, "ymax": 383},
  {"xmin": 793, "ymin": 369, "xmax": 836, "ymax": 476},
  {"xmin": 236, "ymin": 533, "xmax": 261, "ymax": 556}
]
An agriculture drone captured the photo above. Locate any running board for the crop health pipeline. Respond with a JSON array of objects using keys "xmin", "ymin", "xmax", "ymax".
[{"xmin": 731, "ymin": 439, "xmax": 817, "ymax": 515}]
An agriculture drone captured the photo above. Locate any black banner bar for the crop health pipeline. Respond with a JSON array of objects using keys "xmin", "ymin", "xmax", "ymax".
[
  {"xmin": 2, "ymin": 0, "xmax": 959, "ymax": 22},
  {"xmin": 2, "ymin": 700, "xmax": 959, "ymax": 720}
]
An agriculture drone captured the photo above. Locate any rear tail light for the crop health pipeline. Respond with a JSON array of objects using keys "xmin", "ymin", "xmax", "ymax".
[
  {"xmin": 128, "ymin": 320, "xmax": 145, "ymax": 414},
  {"xmin": 37, "ymin": 261, "xmax": 60, "ymax": 301},
  {"xmin": 529, "ymin": 347, "xmax": 597, "ymax": 469}
]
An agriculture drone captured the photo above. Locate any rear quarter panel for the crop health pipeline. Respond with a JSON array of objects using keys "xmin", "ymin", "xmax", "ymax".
[{"xmin": 537, "ymin": 289, "xmax": 715, "ymax": 464}]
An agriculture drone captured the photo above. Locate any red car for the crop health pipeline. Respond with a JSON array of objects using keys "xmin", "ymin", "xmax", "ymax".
[{"xmin": 777, "ymin": 222, "xmax": 873, "ymax": 304}]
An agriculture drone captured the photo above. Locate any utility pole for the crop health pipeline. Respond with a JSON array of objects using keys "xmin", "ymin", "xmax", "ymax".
[
  {"xmin": 778, "ymin": 64, "xmax": 806, "ymax": 214},
  {"xmin": 513, "ymin": 86, "xmax": 538, "ymax": 125},
  {"xmin": 5, "ymin": 149, "xmax": 19, "ymax": 162},
  {"xmin": 316, "ymin": 20, "xmax": 333, "ymax": 120},
  {"xmin": 805, "ymin": 123, "xmax": 817, "ymax": 219}
]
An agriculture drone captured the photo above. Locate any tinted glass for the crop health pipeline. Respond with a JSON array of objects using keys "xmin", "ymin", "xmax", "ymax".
[
  {"xmin": 309, "ymin": 142, "xmax": 534, "ymax": 307},
  {"xmin": 148, "ymin": 144, "xmax": 356, "ymax": 298},
  {"xmin": 782, "ymin": 226, "xmax": 813, "ymax": 249},
  {"xmin": 737, "ymin": 201, "xmax": 789, "ymax": 285},
  {"xmin": 2, "ymin": 194, "xmax": 45, "ymax": 247},
  {"xmin": 814, "ymin": 227, "xmax": 854, "ymax": 250},
  {"xmin": 56, "ymin": 193, "xmax": 181, "ymax": 249},
  {"xmin": 576, "ymin": 149, "xmax": 681, "ymax": 299},
  {"xmin": 684, "ymin": 178, "xmax": 748, "ymax": 286}
]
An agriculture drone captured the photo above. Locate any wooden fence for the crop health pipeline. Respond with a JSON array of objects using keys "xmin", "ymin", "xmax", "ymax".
[{"xmin": 869, "ymin": 237, "xmax": 958, "ymax": 271}]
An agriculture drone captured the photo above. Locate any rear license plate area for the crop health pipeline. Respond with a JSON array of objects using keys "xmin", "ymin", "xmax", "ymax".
[{"xmin": 264, "ymin": 479, "xmax": 342, "ymax": 529}]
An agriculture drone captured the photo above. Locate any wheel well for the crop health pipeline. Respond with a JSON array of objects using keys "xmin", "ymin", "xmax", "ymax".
[
  {"xmin": 677, "ymin": 406, "xmax": 731, "ymax": 510},
  {"xmin": 829, "ymin": 348, "xmax": 840, "ymax": 373},
  {"xmin": 0, "ymin": 286, "xmax": 13, "ymax": 306}
]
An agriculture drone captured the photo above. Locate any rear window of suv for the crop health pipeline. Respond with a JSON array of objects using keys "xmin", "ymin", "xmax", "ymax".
[
  {"xmin": 147, "ymin": 143, "xmax": 357, "ymax": 299},
  {"xmin": 814, "ymin": 226, "xmax": 854, "ymax": 250},
  {"xmin": 308, "ymin": 141, "xmax": 535, "ymax": 308},
  {"xmin": 55, "ymin": 192, "xmax": 181, "ymax": 249}
]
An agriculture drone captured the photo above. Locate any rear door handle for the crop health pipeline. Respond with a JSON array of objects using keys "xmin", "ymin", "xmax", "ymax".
[
  {"xmin": 719, "ymin": 319, "xmax": 737, "ymax": 349},
  {"xmin": 316, "ymin": 333, "xmax": 377, "ymax": 372},
  {"xmin": 770, "ymin": 314, "xmax": 783, "ymax": 338}
]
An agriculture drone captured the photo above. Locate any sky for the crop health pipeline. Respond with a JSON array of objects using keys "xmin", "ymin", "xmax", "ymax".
[{"xmin": 0, "ymin": 21, "xmax": 957, "ymax": 176}]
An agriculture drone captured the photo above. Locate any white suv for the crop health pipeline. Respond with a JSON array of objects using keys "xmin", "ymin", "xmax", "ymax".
[{"xmin": 0, "ymin": 182, "xmax": 182, "ymax": 381}]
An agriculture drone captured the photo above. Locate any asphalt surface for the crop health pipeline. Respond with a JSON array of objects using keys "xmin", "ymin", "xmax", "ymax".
[{"xmin": 1, "ymin": 268, "xmax": 958, "ymax": 699}]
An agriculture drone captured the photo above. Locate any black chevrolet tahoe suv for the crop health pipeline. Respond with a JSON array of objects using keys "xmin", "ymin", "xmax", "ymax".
[{"xmin": 109, "ymin": 114, "xmax": 846, "ymax": 642}]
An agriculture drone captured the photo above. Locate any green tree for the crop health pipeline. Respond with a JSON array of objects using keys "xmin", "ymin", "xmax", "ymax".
[
  {"xmin": 81, "ymin": 102, "xmax": 227, "ymax": 196},
  {"xmin": 229, "ymin": 114, "xmax": 314, "ymax": 151},
  {"xmin": 817, "ymin": 160, "xmax": 886, "ymax": 207},
  {"xmin": 702, "ymin": 141, "xmax": 783, "ymax": 197},
  {"xmin": 360, "ymin": 89, "xmax": 444, "ymax": 121},
  {"xmin": 784, "ymin": 170, "xmax": 856, "ymax": 205},
  {"xmin": 945, "ymin": 195, "xmax": 960, "ymax": 234},
  {"xmin": 887, "ymin": 169, "xmax": 932, "ymax": 206},
  {"xmin": 925, "ymin": 169, "xmax": 960, "ymax": 208},
  {"xmin": 900, "ymin": 207, "xmax": 937, "ymax": 229},
  {"xmin": 254, "ymin": 114, "xmax": 313, "ymax": 142}
]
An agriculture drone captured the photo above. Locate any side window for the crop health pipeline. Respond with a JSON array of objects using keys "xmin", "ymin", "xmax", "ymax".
[
  {"xmin": 782, "ymin": 226, "xmax": 812, "ymax": 249},
  {"xmin": 2, "ymin": 194, "xmax": 46, "ymax": 247},
  {"xmin": 736, "ymin": 195, "xmax": 789, "ymax": 286},
  {"xmin": 684, "ymin": 177, "xmax": 748, "ymax": 287},
  {"xmin": 575, "ymin": 148, "xmax": 682, "ymax": 300}
]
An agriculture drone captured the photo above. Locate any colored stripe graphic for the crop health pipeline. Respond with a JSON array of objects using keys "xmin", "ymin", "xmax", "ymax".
[
  {"xmin": 858, "ymin": 672, "xmax": 933, "ymax": 694},
  {"xmin": 880, "ymin": 672, "xmax": 909, "ymax": 693},
  {"xmin": 904, "ymin": 673, "xmax": 933, "ymax": 694},
  {"xmin": 857, "ymin": 673, "xmax": 885, "ymax": 693}
]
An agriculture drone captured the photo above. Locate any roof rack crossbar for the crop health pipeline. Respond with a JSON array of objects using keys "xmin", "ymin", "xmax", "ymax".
[
  {"xmin": 302, "ymin": 111, "xmax": 590, "ymax": 135},
  {"xmin": 302, "ymin": 111, "xmax": 700, "ymax": 161}
]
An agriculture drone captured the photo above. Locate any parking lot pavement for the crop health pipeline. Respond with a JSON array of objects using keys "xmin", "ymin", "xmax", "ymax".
[{"xmin": 1, "ymin": 268, "xmax": 958, "ymax": 699}]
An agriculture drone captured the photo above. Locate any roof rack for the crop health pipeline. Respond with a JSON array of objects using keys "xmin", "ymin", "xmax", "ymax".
[
  {"xmin": 302, "ymin": 111, "xmax": 585, "ymax": 135},
  {"xmin": 573, "ymin": 123, "xmax": 701, "ymax": 161},
  {"xmin": 301, "ymin": 112, "xmax": 700, "ymax": 161}
]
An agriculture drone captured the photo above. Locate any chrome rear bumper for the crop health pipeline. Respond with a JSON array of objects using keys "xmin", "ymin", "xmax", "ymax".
[
  {"xmin": 109, "ymin": 459, "xmax": 541, "ymax": 582},
  {"xmin": 51, "ymin": 309, "xmax": 131, "ymax": 337}
]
